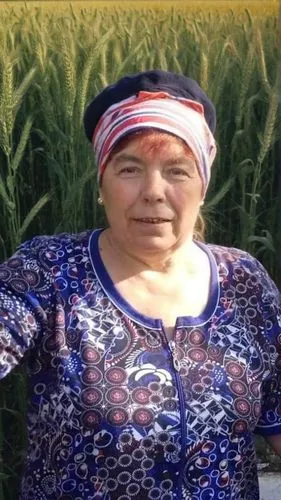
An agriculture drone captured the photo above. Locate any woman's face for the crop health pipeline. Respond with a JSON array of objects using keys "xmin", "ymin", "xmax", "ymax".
[{"xmin": 99, "ymin": 132, "xmax": 203, "ymax": 255}]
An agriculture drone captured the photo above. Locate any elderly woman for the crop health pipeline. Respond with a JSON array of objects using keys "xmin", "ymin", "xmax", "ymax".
[{"xmin": 0, "ymin": 70, "xmax": 281, "ymax": 500}]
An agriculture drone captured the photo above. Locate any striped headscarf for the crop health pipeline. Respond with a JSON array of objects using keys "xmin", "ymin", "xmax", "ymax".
[{"xmin": 92, "ymin": 90, "xmax": 217, "ymax": 195}]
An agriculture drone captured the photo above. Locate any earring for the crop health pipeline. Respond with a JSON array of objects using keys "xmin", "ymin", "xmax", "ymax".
[
  {"xmin": 97, "ymin": 196, "xmax": 103, "ymax": 205},
  {"xmin": 199, "ymin": 200, "xmax": 205, "ymax": 206}
]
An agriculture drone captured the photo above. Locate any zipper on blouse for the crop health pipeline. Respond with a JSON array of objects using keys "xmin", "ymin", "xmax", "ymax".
[{"xmin": 161, "ymin": 326, "xmax": 187, "ymax": 500}]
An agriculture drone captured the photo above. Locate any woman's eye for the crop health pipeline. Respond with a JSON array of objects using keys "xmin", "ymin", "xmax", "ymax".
[
  {"xmin": 119, "ymin": 167, "xmax": 139, "ymax": 174},
  {"xmin": 169, "ymin": 168, "xmax": 189, "ymax": 176}
]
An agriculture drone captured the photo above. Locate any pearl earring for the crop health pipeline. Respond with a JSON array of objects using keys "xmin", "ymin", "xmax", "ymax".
[{"xmin": 97, "ymin": 196, "xmax": 103, "ymax": 205}]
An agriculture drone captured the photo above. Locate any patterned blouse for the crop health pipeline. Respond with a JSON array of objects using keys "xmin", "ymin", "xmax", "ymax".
[{"xmin": 0, "ymin": 228, "xmax": 281, "ymax": 500}]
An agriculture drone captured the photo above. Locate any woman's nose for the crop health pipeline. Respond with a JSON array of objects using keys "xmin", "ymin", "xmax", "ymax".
[{"xmin": 141, "ymin": 171, "xmax": 166, "ymax": 203}]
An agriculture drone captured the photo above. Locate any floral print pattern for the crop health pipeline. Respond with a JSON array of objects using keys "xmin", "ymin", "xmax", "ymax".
[{"xmin": 0, "ymin": 228, "xmax": 281, "ymax": 499}]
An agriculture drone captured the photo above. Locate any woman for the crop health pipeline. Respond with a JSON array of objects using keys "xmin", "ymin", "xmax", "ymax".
[{"xmin": 0, "ymin": 70, "xmax": 281, "ymax": 499}]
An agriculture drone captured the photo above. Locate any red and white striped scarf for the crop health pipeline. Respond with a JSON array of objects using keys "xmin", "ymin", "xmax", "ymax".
[{"xmin": 92, "ymin": 91, "xmax": 217, "ymax": 195}]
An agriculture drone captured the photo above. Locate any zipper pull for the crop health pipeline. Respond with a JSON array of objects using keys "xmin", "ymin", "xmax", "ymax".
[{"xmin": 170, "ymin": 340, "xmax": 180, "ymax": 372}]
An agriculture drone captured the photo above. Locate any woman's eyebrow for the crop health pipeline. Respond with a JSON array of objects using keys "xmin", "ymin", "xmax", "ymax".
[
  {"xmin": 162, "ymin": 155, "xmax": 195, "ymax": 166},
  {"xmin": 112, "ymin": 153, "xmax": 196, "ymax": 168},
  {"xmin": 113, "ymin": 154, "xmax": 144, "ymax": 166}
]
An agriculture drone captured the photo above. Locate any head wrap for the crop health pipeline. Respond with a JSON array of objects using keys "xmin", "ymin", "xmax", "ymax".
[{"xmin": 84, "ymin": 70, "xmax": 217, "ymax": 195}]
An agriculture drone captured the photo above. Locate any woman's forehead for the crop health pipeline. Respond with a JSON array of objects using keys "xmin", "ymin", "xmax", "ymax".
[{"xmin": 110, "ymin": 131, "xmax": 195, "ymax": 163}]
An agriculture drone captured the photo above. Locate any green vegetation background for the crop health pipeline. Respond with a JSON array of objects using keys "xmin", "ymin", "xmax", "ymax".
[{"xmin": 0, "ymin": 2, "xmax": 280, "ymax": 498}]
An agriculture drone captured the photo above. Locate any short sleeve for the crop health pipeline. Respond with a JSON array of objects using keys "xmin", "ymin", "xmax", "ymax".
[
  {"xmin": 247, "ymin": 256, "xmax": 281, "ymax": 436},
  {"xmin": 0, "ymin": 237, "xmax": 53, "ymax": 379}
]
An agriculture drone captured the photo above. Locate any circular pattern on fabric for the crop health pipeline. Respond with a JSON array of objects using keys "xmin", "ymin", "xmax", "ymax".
[
  {"xmin": 160, "ymin": 479, "xmax": 173, "ymax": 491},
  {"xmin": 10, "ymin": 278, "xmax": 29, "ymax": 293},
  {"xmin": 34, "ymin": 383, "xmax": 46, "ymax": 395},
  {"xmin": 234, "ymin": 398, "xmax": 251, "ymax": 417},
  {"xmin": 229, "ymin": 380, "xmax": 247, "ymax": 396},
  {"xmin": 189, "ymin": 329, "xmax": 205, "ymax": 346},
  {"xmin": 126, "ymin": 483, "xmax": 140, "ymax": 496},
  {"xmin": 106, "ymin": 478, "xmax": 118, "ymax": 491},
  {"xmin": 55, "ymin": 277, "xmax": 68, "ymax": 291},
  {"xmin": 133, "ymin": 409, "xmax": 154, "ymax": 427},
  {"xmin": 132, "ymin": 468, "xmax": 146, "ymax": 481},
  {"xmin": 148, "ymin": 488, "xmax": 162, "ymax": 499},
  {"xmin": 117, "ymin": 471, "xmax": 131, "ymax": 485},
  {"xmin": 0, "ymin": 268, "xmax": 11, "ymax": 281},
  {"xmin": 216, "ymin": 471, "xmax": 230, "ymax": 488},
  {"xmin": 7, "ymin": 257, "xmax": 22, "ymax": 268},
  {"xmin": 245, "ymin": 308, "xmax": 256, "ymax": 319},
  {"xmin": 106, "ymin": 408, "xmax": 129, "ymax": 426},
  {"xmin": 157, "ymin": 432, "xmax": 170, "ymax": 444},
  {"xmin": 106, "ymin": 387, "xmax": 129, "ymax": 405},
  {"xmin": 105, "ymin": 367, "xmax": 127, "ymax": 384},
  {"xmin": 132, "ymin": 387, "xmax": 150, "ymax": 404},
  {"xmin": 132, "ymin": 449, "xmax": 145, "ymax": 461},
  {"xmin": 188, "ymin": 348, "xmax": 207, "ymax": 363},
  {"xmin": 105, "ymin": 457, "xmax": 118, "ymax": 469},
  {"xmin": 141, "ymin": 458, "xmax": 154, "ymax": 471},
  {"xmin": 199, "ymin": 475, "xmax": 210, "ymax": 488},
  {"xmin": 163, "ymin": 399, "xmax": 177, "ymax": 411},
  {"xmin": 141, "ymin": 477, "xmax": 155, "ymax": 489},
  {"xmin": 61, "ymin": 434, "xmax": 73, "ymax": 446},
  {"xmin": 195, "ymin": 457, "xmax": 210, "ymax": 469},
  {"xmin": 143, "ymin": 331, "xmax": 162, "ymax": 349},
  {"xmin": 108, "ymin": 327, "xmax": 135, "ymax": 359},
  {"xmin": 140, "ymin": 438, "xmax": 154, "ymax": 452},
  {"xmin": 81, "ymin": 346, "xmax": 100, "ymax": 364},
  {"xmin": 118, "ymin": 454, "xmax": 132, "ymax": 467},
  {"xmin": 81, "ymin": 367, "xmax": 102, "ymax": 385},
  {"xmin": 41, "ymin": 474, "xmax": 56, "ymax": 494},
  {"xmin": 148, "ymin": 382, "xmax": 161, "ymax": 392},
  {"xmin": 119, "ymin": 433, "xmax": 132, "ymax": 446},
  {"xmin": 150, "ymin": 393, "xmax": 162, "ymax": 404},
  {"xmin": 250, "ymin": 381, "xmax": 260, "ymax": 397},
  {"xmin": 161, "ymin": 494, "xmax": 173, "ymax": 500},
  {"xmin": 62, "ymin": 479, "xmax": 76, "ymax": 492},
  {"xmin": 236, "ymin": 283, "xmax": 246, "ymax": 294},
  {"xmin": 248, "ymin": 295, "xmax": 258, "ymax": 307},
  {"xmin": 97, "ymin": 468, "xmax": 109, "ymax": 480},
  {"xmin": 207, "ymin": 345, "xmax": 221, "ymax": 360},
  {"xmin": 232, "ymin": 419, "xmax": 248, "ymax": 434},
  {"xmin": 163, "ymin": 386, "xmax": 176, "ymax": 398},
  {"xmin": 81, "ymin": 409, "xmax": 102, "ymax": 429},
  {"xmin": 21, "ymin": 269, "xmax": 40, "ymax": 287},
  {"xmin": 43, "ymin": 332, "xmax": 65, "ymax": 352},
  {"xmin": 225, "ymin": 361, "xmax": 244, "ymax": 378},
  {"xmin": 164, "ymin": 443, "xmax": 177, "ymax": 454},
  {"xmin": 81, "ymin": 388, "xmax": 102, "ymax": 407},
  {"xmin": 201, "ymin": 442, "xmax": 216, "ymax": 454}
]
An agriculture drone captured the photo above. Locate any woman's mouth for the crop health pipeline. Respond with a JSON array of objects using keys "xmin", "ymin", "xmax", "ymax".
[{"xmin": 134, "ymin": 218, "xmax": 170, "ymax": 224}]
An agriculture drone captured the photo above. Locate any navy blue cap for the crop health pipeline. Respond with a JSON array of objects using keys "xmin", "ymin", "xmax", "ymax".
[{"xmin": 84, "ymin": 70, "xmax": 216, "ymax": 142}]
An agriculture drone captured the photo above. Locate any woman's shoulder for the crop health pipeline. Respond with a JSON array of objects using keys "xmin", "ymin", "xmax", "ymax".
[
  {"xmin": 1, "ymin": 230, "xmax": 95, "ymax": 278},
  {"xmin": 203, "ymin": 241, "xmax": 278, "ymax": 286},
  {"xmin": 205, "ymin": 241, "xmax": 248, "ymax": 257},
  {"xmin": 10, "ymin": 229, "xmax": 95, "ymax": 264},
  {"xmin": 202, "ymin": 241, "xmax": 256, "ymax": 268},
  {"xmin": 205, "ymin": 242, "xmax": 280, "ymax": 306},
  {"xmin": 17, "ymin": 229, "xmax": 93, "ymax": 254}
]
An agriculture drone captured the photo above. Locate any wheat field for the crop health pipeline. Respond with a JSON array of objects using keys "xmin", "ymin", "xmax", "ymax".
[{"xmin": 0, "ymin": 2, "xmax": 280, "ymax": 498}]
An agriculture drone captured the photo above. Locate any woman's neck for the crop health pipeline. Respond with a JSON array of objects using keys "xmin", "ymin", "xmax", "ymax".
[{"xmin": 99, "ymin": 228, "xmax": 206, "ymax": 281}]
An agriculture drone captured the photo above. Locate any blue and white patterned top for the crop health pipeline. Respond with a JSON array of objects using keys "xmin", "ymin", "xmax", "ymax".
[{"xmin": 0, "ymin": 228, "xmax": 281, "ymax": 500}]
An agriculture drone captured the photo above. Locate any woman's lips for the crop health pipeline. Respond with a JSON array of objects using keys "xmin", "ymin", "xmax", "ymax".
[{"xmin": 133, "ymin": 219, "xmax": 170, "ymax": 224}]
